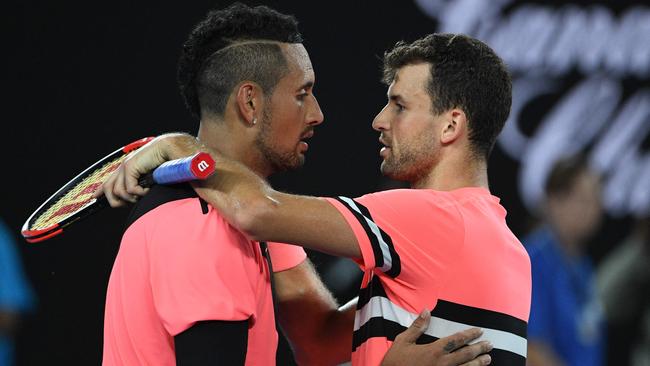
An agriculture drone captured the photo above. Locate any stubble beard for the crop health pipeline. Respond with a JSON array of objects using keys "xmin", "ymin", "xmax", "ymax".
[
  {"xmin": 254, "ymin": 108, "xmax": 305, "ymax": 173},
  {"xmin": 380, "ymin": 138, "xmax": 438, "ymax": 184}
]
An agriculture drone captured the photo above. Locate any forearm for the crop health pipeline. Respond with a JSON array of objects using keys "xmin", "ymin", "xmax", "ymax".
[
  {"xmin": 274, "ymin": 261, "xmax": 355, "ymax": 365},
  {"xmin": 194, "ymin": 175, "xmax": 361, "ymax": 258},
  {"xmin": 279, "ymin": 296, "xmax": 355, "ymax": 366},
  {"xmin": 249, "ymin": 192, "xmax": 360, "ymax": 258},
  {"xmin": 107, "ymin": 132, "xmax": 362, "ymax": 258}
]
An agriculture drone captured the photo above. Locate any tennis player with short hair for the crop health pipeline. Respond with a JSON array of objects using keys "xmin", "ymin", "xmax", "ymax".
[
  {"xmin": 101, "ymin": 4, "xmax": 492, "ymax": 366},
  {"xmin": 105, "ymin": 29, "xmax": 530, "ymax": 365}
]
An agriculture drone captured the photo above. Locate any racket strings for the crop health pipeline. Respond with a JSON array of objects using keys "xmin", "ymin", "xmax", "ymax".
[{"xmin": 30, "ymin": 156, "xmax": 127, "ymax": 230}]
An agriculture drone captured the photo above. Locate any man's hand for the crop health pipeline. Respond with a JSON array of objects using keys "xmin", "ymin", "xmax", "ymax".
[
  {"xmin": 97, "ymin": 133, "xmax": 200, "ymax": 207},
  {"xmin": 382, "ymin": 310, "xmax": 492, "ymax": 366}
]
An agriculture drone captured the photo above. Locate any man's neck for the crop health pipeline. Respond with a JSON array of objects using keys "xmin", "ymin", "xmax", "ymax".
[
  {"xmin": 197, "ymin": 118, "xmax": 271, "ymax": 179},
  {"xmin": 411, "ymin": 152, "xmax": 489, "ymax": 191}
]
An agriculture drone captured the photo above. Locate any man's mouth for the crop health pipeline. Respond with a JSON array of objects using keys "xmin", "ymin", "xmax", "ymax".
[
  {"xmin": 379, "ymin": 138, "xmax": 391, "ymax": 157},
  {"xmin": 301, "ymin": 130, "xmax": 314, "ymax": 141},
  {"xmin": 299, "ymin": 130, "xmax": 314, "ymax": 151}
]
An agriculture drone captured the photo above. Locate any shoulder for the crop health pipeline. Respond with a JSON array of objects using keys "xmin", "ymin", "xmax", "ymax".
[
  {"xmin": 125, "ymin": 184, "xmax": 202, "ymax": 226},
  {"xmin": 328, "ymin": 189, "xmax": 467, "ymax": 237},
  {"xmin": 125, "ymin": 184, "xmax": 231, "ymax": 230},
  {"xmin": 355, "ymin": 188, "xmax": 462, "ymax": 212},
  {"xmin": 124, "ymin": 184, "xmax": 246, "ymax": 249},
  {"xmin": 358, "ymin": 188, "xmax": 444, "ymax": 201}
]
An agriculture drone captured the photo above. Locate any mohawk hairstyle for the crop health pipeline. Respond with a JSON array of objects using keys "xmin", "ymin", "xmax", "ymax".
[{"xmin": 178, "ymin": 3, "xmax": 302, "ymax": 119}]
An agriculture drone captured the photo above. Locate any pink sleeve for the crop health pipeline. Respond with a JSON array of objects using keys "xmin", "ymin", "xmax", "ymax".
[
  {"xmin": 326, "ymin": 190, "xmax": 466, "ymax": 285},
  {"xmin": 146, "ymin": 200, "xmax": 258, "ymax": 336},
  {"xmin": 323, "ymin": 197, "xmax": 377, "ymax": 272},
  {"xmin": 267, "ymin": 242, "xmax": 307, "ymax": 272}
]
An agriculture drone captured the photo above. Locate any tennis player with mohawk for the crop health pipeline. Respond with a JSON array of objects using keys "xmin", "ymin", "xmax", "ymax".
[{"xmin": 100, "ymin": 3, "xmax": 493, "ymax": 366}]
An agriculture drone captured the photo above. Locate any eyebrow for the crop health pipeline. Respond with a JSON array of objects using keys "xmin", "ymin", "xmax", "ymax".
[
  {"xmin": 388, "ymin": 94, "xmax": 406, "ymax": 104},
  {"xmin": 297, "ymin": 81, "xmax": 314, "ymax": 91}
]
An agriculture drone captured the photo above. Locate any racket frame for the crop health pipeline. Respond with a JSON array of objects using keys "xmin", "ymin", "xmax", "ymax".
[{"xmin": 21, "ymin": 137, "xmax": 154, "ymax": 243}]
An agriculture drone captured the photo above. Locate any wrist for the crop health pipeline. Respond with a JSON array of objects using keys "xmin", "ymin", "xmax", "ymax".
[{"xmin": 156, "ymin": 133, "xmax": 200, "ymax": 160}]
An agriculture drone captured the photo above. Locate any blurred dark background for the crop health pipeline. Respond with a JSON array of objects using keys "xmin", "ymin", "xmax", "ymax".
[{"xmin": 3, "ymin": 0, "xmax": 648, "ymax": 365}]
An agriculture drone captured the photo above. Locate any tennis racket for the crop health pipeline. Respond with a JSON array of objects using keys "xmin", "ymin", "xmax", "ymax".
[{"xmin": 21, "ymin": 137, "xmax": 215, "ymax": 243}]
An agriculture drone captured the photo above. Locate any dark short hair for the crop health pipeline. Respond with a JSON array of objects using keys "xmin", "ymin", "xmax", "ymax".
[
  {"xmin": 545, "ymin": 154, "xmax": 591, "ymax": 197},
  {"xmin": 178, "ymin": 3, "xmax": 302, "ymax": 119},
  {"xmin": 382, "ymin": 33, "xmax": 512, "ymax": 160}
]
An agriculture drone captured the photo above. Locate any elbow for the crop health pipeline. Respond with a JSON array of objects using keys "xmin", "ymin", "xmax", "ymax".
[
  {"xmin": 235, "ymin": 194, "xmax": 277, "ymax": 241},
  {"xmin": 195, "ymin": 179, "xmax": 280, "ymax": 241}
]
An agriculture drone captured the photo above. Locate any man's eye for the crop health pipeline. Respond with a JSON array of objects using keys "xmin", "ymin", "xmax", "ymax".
[
  {"xmin": 395, "ymin": 103, "xmax": 405, "ymax": 112},
  {"xmin": 297, "ymin": 93, "xmax": 308, "ymax": 101}
]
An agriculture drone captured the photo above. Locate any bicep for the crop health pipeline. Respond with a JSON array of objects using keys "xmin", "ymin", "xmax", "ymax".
[
  {"xmin": 258, "ymin": 193, "xmax": 361, "ymax": 259},
  {"xmin": 174, "ymin": 320, "xmax": 248, "ymax": 366}
]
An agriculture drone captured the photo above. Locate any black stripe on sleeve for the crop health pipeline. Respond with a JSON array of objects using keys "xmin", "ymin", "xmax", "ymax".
[
  {"xmin": 333, "ymin": 196, "xmax": 385, "ymax": 269},
  {"xmin": 349, "ymin": 198, "xmax": 401, "ymax": 278}
]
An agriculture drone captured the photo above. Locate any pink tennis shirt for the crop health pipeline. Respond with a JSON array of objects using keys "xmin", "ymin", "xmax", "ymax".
[
  {"xmin": 103, "ymin": 185, "xmax": 305, "ymax": 365},
  {"xmin": 325, "ymin": 187, "xmax": 531, "ymax": 366}
]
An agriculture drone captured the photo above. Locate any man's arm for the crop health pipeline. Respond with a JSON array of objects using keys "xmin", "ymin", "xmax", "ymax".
[
  {"xmin": 101, "ymin": 133, "xmax": 361, "ymax": 258},
  {"xmin": 174, "ymin": 320, "xmax": 248, "ymax": 366},
  {"xmin": 274, "ymin": 259, "xmax": 354, "ymax": 365},
  {"xmin": 104, "ymin": 134, "xmax": 493, "ymax": 365},
  {"xmin": 277, "ymin": 260, "xmax": 493, "ymax": 366}
]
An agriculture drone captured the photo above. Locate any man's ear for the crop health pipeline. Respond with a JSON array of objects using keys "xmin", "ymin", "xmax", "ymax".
[
  {"xmin": 235, "ymin": 82, "xmax": 264, "ymax": 126},
  {"xmin": 440, "ymin": 109, "xmax": 467, "ymax": 144}
]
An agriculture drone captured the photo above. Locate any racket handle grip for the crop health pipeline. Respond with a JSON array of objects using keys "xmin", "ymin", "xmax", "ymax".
[{"xmin": 137, "ymin": 152, "xmax": 216, "ymax": 188}]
